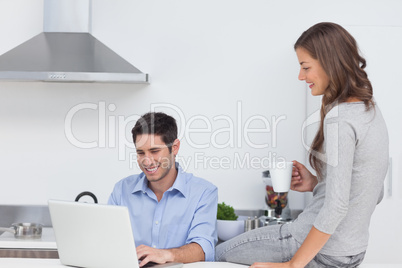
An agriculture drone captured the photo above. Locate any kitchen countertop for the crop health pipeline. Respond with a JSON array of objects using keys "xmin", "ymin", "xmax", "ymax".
[
  {"xmin": 0, "ymin": 259, "xmax": 248, "ymax": 267},
  {"xmin": 0, "ymin": 228, "xmax": 58, "ymax": 258},
  {"xmin": 0, "ymin": 258, "xmax": 401, "ymax": 268},
  {"xmin": 0, "ymin": 228, "xmax": 56, "ymax": 249},
  {"xmin": 359, "ymin": 265, "xmax": 402, "ymax": 268},
  {"xmin": 0, "ymin": 222, "xmax": 398, "ymax": 267}
]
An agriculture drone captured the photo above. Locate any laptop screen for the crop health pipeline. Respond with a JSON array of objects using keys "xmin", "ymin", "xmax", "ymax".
[{"xmin": 48, "ymin": 200, "xmax": 183, "ymax": 268}]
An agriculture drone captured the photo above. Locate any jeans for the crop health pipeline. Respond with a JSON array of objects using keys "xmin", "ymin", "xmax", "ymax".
[
  {"xmin": 311, "ymin": 252, "xmax": 366, "ymax": 267},
  {"xmin": 215, "ymin": 223, "xmax": 366, "ymax": 267}
]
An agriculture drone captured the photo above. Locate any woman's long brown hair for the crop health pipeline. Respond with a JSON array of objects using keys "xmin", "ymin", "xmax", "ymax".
[{"xmin": 294, "ymin": 22, "xmax": 374, "ymax": 179}]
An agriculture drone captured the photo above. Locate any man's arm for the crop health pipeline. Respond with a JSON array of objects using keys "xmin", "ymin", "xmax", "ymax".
[
  {"xmin": 137, "ymin": 243, "xmax": 204, "ymax": 267},
  {"xmin": 182, "ymin": 184, "xmax": 218, "ymax": 262}
]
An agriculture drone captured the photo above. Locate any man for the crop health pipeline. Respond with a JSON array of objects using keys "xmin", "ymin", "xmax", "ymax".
[{"xmin": 108, "ymin": 112, "xmax": 218, "ymax": 267}]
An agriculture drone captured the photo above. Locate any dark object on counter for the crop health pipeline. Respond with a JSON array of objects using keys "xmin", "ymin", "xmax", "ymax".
[
  {"xmin": 75, "ymin": 191, "xmax": 98, "ymax": 203},
  {"xmin": 275, "ymin": 199, "xmax": 282, "ymax": 217},
  {"xmin": 262, "ymin": 170, "xmax": 270, "ymax": 178},
  {"xmin": 0, "ymin": 223, "xmax": 43, "ymax": 239}
]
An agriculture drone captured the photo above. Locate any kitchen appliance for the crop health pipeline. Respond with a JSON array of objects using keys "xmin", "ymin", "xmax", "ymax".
[
  {"xmin": 261, "ymin": 170, "xmax": 291, "ymax": 225},
  {"xmin": 0, "ymin": 0, "xmax": 148, "ymax": 83},
  {"xmin": 75, "ymin": 191, "xmax": 98, "ymax": 203},
  {"xmin": 0, "ymin": 223, "xmax": 43, "ymax": 239}
]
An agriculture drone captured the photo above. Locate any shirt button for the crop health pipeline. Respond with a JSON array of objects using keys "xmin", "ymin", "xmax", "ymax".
[{"xmin": 155, "ymin": 221, "xmax": 159, "ymax": 225}]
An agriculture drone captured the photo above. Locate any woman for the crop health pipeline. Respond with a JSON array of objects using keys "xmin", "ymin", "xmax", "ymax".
[{"xmin": 215, "ymin": 22, "xmax": 389, "ymax": 268}]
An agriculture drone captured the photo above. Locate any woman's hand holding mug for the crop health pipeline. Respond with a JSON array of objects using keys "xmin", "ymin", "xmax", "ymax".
[{"xmin": 291, "ymin": 161, "xmax": 318, "ymax": 192}]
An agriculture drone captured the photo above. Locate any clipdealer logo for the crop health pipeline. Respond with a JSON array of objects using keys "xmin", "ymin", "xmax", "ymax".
[{"xmin": 63, "ymin": 101, "xmax": 322, "ymax": 170}]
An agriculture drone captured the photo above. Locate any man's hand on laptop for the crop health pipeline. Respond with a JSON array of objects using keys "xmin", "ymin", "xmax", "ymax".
[
  {"xmin": 136, "ymin": 243, "xmax": 204, "ymax": 267},
  {"xmin": 137, "ymin": 245, "xmax": 174, "ymax": 267}
]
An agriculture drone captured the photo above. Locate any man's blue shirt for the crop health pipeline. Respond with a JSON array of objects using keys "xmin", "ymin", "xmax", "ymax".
[{"xmin": 108, "ymin": 163, "xmax": 218, "ymax": 261}]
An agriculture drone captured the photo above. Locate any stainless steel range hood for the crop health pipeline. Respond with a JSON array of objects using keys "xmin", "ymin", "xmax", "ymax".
[{"xmin": 0, "ymin": 0, "xmax": 148, "ymax": 83}]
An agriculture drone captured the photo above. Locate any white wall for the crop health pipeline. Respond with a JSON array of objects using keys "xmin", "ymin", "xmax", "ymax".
[
  {"xmin": 0, "ymin": 0, "xmax": 309, "ymax": 210},
  {"xmin": 0, "ymin": 0, "xmax": 401, "ymax": 263}
]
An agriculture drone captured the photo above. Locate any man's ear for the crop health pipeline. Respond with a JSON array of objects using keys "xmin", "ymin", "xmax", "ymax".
[{"xmin": 172, "ymin": 139, "xmax": 180, "ymax": 156}]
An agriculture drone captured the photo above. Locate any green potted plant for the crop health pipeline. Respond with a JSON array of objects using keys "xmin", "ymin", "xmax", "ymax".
[
  {"xmin": 217, "ymin": 202, "xmax": 238, "ymax": 221},
  {"xmin": 216, "ymin": 202, "xmax": 244, "ymax": 241}
]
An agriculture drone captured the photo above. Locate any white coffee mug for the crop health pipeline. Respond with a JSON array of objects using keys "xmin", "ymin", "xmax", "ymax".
[{"xmin": 269, "ymin": 161, "xmax": 293, "ymax": 192}]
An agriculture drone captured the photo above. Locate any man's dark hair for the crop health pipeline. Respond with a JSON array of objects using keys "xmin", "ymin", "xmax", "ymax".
[{"xmin": 132, "ymin": 112, "xmax": 177, "ymax": 151}]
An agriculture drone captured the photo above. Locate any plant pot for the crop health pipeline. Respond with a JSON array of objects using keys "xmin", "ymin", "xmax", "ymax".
[{"xmin": 217, "ymin": 219, "xmax": 244, "ymax": 241}]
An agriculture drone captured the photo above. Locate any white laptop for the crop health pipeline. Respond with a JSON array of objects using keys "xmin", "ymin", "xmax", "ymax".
[{"xmin": 48, "ymin": 200, "xmax": 183, "ymax": 268}]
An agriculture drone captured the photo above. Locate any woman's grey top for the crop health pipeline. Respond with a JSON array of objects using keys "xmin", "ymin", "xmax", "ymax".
[{"xmin": 288, "ymin": 102, "xmax": 389, "ymax": 256}]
